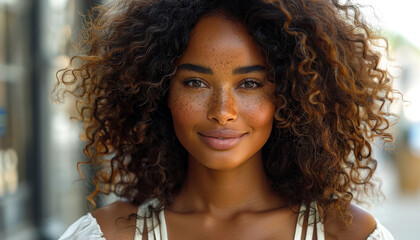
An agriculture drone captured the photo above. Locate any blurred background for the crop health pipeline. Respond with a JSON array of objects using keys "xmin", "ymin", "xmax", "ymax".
[{"xmin": 0, "ymin": 0, "xmax": 419, "ymax": 239}]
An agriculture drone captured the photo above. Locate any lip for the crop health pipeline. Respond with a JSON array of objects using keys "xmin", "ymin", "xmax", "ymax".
[{"xmin": 198, "ymin": 129, "xmax": 248, "ymax": 150}]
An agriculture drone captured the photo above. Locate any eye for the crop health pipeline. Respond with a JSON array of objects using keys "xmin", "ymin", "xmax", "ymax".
[
  {"xmin": 239, "ymin": 79, "xmax": 263, "ymax": 89},
  {"xmin": 183, "ymin": 79, "xmax": 207, "ymax": 88}
]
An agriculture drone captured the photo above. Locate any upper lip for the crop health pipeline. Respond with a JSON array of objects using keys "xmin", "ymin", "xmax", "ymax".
[{"xmin": 198, "ymin": 129, "xmax": 247, "ymax": 138}]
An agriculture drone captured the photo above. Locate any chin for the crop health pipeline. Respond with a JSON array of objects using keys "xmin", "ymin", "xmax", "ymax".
[{"xmin": 188, "ymin": 150, "xmax": 261, "ymax": 171}]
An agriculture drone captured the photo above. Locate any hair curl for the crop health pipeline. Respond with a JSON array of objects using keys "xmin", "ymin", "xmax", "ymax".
[{"xmin": 55, "ymin": 0, "xmax": 397, "ymax": 225}]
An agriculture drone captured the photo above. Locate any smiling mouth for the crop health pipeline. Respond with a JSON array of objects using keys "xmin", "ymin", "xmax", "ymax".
[{"xmin": 197, "ymin": 131, "xmax": 248, "ymax": 150}]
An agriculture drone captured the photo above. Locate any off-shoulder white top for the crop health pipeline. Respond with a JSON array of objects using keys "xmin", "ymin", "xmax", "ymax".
[{"xmin": 59, "ymin": 199, "xmax": 394, "ymax": 240}]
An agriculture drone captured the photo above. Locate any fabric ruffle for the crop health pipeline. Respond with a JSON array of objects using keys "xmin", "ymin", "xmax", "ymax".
[
  {"xmin": 58, "ymin": 213, "xmax": 105, "ymax": 240},
  {"xmin": 367, "ymin": 219, "xmax": 395, "ymax": 240}
]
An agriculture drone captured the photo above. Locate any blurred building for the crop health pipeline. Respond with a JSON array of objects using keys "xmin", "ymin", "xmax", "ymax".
[
  {"xmin": 379, "ymin": 33, "xmax": 420, "ymax": 240},
  {"xmin": 0, "ymin": 0, "xmax": 101, "ymax": 240},
  {"xmin": 391, "ymin": 35, "xmax": 420, "ymax": 195}
]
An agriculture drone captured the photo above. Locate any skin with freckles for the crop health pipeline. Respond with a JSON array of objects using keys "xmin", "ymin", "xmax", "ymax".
[
  {"xmin": 164, "ymin": 12, "xmax": 298, "ymax": 239},
  {"xmin": 168, "ymin": 12, "xmax": 275, "ymax": 171}
]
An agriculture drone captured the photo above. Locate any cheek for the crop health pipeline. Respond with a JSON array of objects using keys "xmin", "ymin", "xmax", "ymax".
[
  {"xmin": 241, "ymin": 95, "xmax": 275, "ymax": 130},
  {"xmin": 168, "ymin": 91, "xmax": 207, "ymax": 129}
]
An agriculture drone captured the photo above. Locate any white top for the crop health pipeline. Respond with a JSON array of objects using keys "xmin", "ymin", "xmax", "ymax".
[
  {"xmin": 59, "ymin": 199, "xmax": 395, "ymax": 240},
  {"xmin": 58, "ymin": 212, "xmax": 106, "ymax": 240}
]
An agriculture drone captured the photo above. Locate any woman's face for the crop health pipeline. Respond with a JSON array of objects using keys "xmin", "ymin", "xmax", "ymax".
[{"xmin": 168, "ymin": 13, "xmax": 276, "ymax": 170}]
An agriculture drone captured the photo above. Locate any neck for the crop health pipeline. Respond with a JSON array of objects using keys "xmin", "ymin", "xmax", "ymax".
[{"xmin": 170, "ymin": 152, "xmax": 284, "ymax": 216}]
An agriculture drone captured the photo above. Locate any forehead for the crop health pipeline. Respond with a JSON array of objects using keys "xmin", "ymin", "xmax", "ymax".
[{"xmin": 176, "ymin": 12, "xmax": 268, "ymax": 69}]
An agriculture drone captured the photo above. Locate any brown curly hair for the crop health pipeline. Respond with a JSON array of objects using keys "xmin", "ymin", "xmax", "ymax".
[{"xmin": 54, "ymin": 0, "xmax": 396, "ymax": 225}]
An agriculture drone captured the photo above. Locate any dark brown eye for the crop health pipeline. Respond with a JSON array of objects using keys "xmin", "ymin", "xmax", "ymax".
[
  {"xmin": 239, "ymin": 79, "xmax": 262, "ymax": 89},
  {"xmin": 184, "ymin": 79, "xmax": 206, "ymax": 88}
]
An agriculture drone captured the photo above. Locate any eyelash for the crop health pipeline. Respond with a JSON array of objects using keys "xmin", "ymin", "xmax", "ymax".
[
  {"xmin": 239, "ymin": 79, "xmax": 263, "ymax": 90},
  {"xmin": 183, "ymin": 79, "xmax": 207, "ymax": 88},
  {"xmin": 183, "ymin": 79, "xmax": 263, "ymax": 90}
]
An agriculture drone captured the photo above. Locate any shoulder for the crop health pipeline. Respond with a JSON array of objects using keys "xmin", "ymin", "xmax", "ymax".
[
  {"xmin": 91, "ymin": 200, "xmax": 138, "ymax": 240},
  {"xmin": 59, "ymin": 213, "xmax": 105, "ymax": 240},
  {"xmin": 324, "ymin": 203, "xmax": 377, "ymax": 240},
  {"xmin": 92, "ymin": 200, "xmax": 138, "ymax": 220}
]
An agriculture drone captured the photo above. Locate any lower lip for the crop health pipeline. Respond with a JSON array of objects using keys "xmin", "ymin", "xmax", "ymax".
[{"xmin": 198, "ymin": 133, "xmax": 247, "ymax": 150}]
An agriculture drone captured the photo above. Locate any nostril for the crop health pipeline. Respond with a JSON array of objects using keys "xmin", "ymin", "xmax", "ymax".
[
  {"xmin": 208, "ymin": 105, "xmax": 237, "ymax": 124},
  {"xmin": 207, "ymin": 89, "xmax": 238, "ymax": 124}
]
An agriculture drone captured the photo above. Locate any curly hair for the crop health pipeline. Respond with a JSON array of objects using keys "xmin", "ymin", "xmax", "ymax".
[{"xmin": 54, "ymin": 0, "xmax": 396, "ymax": 226}]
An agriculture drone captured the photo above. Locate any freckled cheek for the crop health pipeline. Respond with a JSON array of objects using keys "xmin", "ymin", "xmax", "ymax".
[
  {"xmin": 241, "ymin": 98, "xmax": 275, "ymax": 129},
  {"xmin": 169, "ymin": 93, "xmax": 208, "ymax": 128}
]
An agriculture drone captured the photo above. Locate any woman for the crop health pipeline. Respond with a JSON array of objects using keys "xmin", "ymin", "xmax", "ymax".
[{"xmin": 57, "ymin": 0, "xmax": 396, "ymax": 239}]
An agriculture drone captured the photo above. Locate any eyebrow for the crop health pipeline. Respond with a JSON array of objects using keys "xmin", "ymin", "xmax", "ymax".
[
  {"xmin": 177, "ymin": 63, "xmax": 267, "ymax": 75},
  {"xmin": 177, "ymin": 63, "xmax": 213, "ymax": 74},
  {"xmin": 232, "ymin": 65, "xmax": 267, "ymax": 74}
]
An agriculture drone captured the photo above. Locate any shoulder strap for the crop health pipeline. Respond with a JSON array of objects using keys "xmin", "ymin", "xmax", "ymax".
[
  {"xmin": 314, "ymin": 202, "xmax": 325, "ymax": 240},
  {"xmin": 159, "ymin": 209, "xmax": 168, "ymax": 240},
  {"xmin": 134, "ymin": 199, "xmax": 167, "ymax": 240},
  {"xmin": 294, "ymin": 203, "xmax": 306, "ymax": 240},
  {"xmin": 294, "ymin": 202, "xmax": 325, "ymax": 240}
]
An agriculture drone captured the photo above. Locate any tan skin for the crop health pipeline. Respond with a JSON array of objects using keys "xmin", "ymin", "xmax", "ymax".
[{"xmin": 92, "ymin": 12, "xmax": 377, "ymax": 240}]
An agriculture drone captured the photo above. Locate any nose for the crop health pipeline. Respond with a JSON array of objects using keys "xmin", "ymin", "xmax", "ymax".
[{"xmin": 207, "ymin": 87, "xmax": 238, "ymax": 125}]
